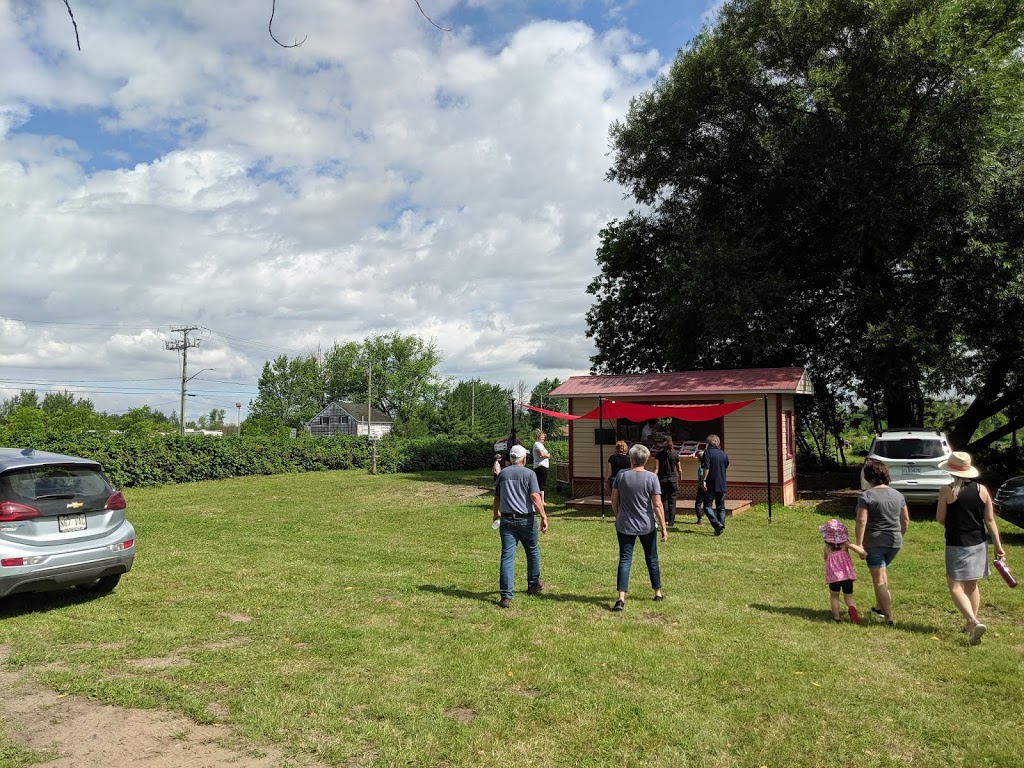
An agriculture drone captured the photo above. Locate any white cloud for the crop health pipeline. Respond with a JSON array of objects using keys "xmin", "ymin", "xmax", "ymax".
[{"xmin": 0, "ymin": 0, "xmax": 663, "ymax": 416}]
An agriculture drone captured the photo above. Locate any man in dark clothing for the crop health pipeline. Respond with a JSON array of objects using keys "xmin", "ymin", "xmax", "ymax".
[
  {"xmin": 701, "ymin": 434, "xmax": 730, "ymax": 535},
  {"xmin": 655, "ymin": 437, "xmax": 683, "ymax": 527}
]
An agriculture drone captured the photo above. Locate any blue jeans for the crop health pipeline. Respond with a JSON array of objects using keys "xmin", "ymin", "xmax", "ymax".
[
  {"xmin": 616, "ymin": 530, "xmax": 661, "ymax": 593},
  {"xmin": 704, "ymin": 491, "xmax": 726, "ymax": 530},
  {"xmin": 499, "ymin": 517, "xmax": 540, "ymax": 599}
]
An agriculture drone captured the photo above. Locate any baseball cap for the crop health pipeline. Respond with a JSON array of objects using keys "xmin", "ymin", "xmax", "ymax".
[{"xmin": 509, "ymin": 444, "xmax": 528, "ymax": 460}]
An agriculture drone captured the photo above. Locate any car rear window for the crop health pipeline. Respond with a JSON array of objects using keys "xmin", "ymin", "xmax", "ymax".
[
  {"xmin": 0, "ymin": 465, "xmax": 113, "ymax": 514},
  {"xmin": 873, "ymin": 439, "xmax": 945, "ymax": 460}
]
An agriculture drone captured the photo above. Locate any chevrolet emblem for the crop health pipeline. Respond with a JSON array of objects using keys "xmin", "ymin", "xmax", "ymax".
[{"xmin": 66, "ymin": 502, "xmax": 83, "ymax": 509}]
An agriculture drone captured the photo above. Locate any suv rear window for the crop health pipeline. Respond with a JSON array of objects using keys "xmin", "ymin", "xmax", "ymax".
[
  {"xmin": 873, "ymin": 439, "xmax": 945, "ymax": 460},
  {"xmin": 0, "ymin": 466, "xmax": 113, "ymax": 515}
]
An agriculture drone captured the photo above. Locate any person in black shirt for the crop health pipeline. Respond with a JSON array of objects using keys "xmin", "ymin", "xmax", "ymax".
[
  {"xmin": 655, "ymin": 437, "xmax": 683, "ymax": 527},
  {"xmin": 606, "ymin": 440, "xmax": 631, "ymax": 492}
]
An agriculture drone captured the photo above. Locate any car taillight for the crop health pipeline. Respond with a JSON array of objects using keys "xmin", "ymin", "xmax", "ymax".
[
  {"xmin": 109, "ymin": 539, "xmax": 134, "ymax": 551},
  {"xmin": 105, "ymin": 491, "xmax": 127, "ymax": 510},
  {"xmin": 1, "ymin": 556, "xmax": 43, "ymax": 567},
  {"xmin": 0, "ymin": 501, "xmax": 41, "ymax": 522}
]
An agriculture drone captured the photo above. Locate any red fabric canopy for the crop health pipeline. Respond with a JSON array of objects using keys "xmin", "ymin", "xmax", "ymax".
[
  {"xmin": 518, "ymin": 402, "xmax": 581, "ymax": 420},
  {"xmin": 577, "ymin": 400, "xmax": 755, "ymax": 422}
]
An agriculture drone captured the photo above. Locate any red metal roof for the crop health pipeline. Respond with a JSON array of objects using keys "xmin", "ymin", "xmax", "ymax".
[{"xmin": 548, "ymin": 368, "xmax": 812, "ymax": 397}]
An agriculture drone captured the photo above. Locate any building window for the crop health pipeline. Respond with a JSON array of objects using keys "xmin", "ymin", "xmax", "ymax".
[
  {"xmin": 341, "ymin": 415, "xmax": 349, "ymax": 424},
  {"xmin": 784, "ymin": 411, "xmax": 795, "ymax": 459},
  {"xmin": 320, "ymin": 416, "xmax": 330, "ymax": 425}
]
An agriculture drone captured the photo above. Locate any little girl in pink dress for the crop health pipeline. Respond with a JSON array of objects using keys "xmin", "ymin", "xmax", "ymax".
[{"xmin": 819, "ymin": 519, "xmax": 866, "ymax": 623}]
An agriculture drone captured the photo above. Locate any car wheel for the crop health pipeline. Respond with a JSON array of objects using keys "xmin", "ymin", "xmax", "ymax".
[{"xmin": 74, "ymin": 574, "xmax": 121, "ymax": 594}]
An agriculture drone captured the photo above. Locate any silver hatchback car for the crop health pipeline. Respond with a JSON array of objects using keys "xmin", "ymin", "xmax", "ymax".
[
  {"xmin": 860, "ymin": 430, "xmax": 952, "ymax": 504},
  {"xmin": 0, "ymin": 447, "xmax": 135, "ymax": 597}
]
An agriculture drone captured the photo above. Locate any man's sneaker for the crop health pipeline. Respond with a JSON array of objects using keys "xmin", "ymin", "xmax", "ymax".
[
  {"xmin": 870, "ymin": 606, "xmax": 886, "ymax": 621},
  {"xmin": 498, "ymin": 597, "xmax": 512, "ymax": 609},
  {"xmin": 848, "ymin": 606, "xmax": 860, "ymax": 624},
  {"xmin": 527, "ymin": 580, "xmax": 544, "ymax": 595}
]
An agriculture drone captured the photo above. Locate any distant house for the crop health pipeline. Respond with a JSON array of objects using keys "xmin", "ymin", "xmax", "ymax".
[{"xmin": 307, "ymin": 401, "xmax": 393, "ymax": 438}]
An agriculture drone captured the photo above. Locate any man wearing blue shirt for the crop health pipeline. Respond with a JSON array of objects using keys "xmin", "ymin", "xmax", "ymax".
[
  {"xmin": 493, "ymin": 444, "xmax": 548, "ymax": 608},
  {"xmin": 700, "ymin": 434, "xmax": 730, "ymax": 536}
]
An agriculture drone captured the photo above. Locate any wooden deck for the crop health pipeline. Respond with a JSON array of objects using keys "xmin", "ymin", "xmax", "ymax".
[{"xmin": 564, "ymin": 495, "xmax": 752, "ymax": 517}]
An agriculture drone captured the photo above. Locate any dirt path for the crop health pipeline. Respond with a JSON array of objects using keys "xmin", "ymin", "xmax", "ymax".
[{"xmin": 0, "ymin": 646, "xmax": 324, "ymax": 768}]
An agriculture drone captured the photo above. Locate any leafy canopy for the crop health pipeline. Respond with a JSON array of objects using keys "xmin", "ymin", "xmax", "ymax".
[{"xmin": 588, "ymin": 0, "xmax": 1024, "ymax": 450}]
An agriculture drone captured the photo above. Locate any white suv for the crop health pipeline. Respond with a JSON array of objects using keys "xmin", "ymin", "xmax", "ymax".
[{"xmin": 860, "ymin": 430, "xmax": 952, "ymax": 504}]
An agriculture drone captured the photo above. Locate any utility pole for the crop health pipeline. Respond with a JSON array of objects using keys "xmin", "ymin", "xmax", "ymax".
[{"xmin": 164, "ymin": 326, "xmax": 200, "ymax": 435}]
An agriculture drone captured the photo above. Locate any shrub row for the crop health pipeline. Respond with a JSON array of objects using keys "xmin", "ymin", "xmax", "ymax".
[{"xmin": 1, "ymin": 430, "xmax": 496, "ymax": 489}]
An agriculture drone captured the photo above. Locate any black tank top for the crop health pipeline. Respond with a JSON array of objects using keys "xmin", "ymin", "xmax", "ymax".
[{"xmin": 944, "ymin": 481, "xmax": 987, "ymax": 548}]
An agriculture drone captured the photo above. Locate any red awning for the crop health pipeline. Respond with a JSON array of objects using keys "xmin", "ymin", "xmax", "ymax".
[
  {"xmin": 518, "ymin": 403, "xmax": 581, "ymax": 420},
  {"xmin": 577, "ymin": 400, "xmax": 755, "ymax": 422}
]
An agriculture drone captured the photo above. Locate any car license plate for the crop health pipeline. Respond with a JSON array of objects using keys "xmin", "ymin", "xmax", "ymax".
[
  {"xmin": 902, "ymin": 466, "xmax": 922, "ymax": 475},
  {"xmin": 58, "ymin": 513, "xmax": 87, "ymax": 532}
]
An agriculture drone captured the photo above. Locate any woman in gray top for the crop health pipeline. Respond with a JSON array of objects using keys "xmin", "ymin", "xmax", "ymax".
[
  {"xmin": 855, "ymin": 460, "xmax": 909, "ymax": 625},
  {"xmin": 610, "ymin": 444, "xmax": 667, "ymax": 611}
]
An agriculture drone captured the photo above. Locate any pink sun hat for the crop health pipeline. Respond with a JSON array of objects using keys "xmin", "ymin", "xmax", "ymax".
[{"xmin": 819, "ymin": 518, "xmax": 849, "ymax": 545}]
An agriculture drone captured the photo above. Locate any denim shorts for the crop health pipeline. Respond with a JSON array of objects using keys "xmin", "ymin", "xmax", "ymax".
[{"xmin": 866, "ymin": 547, "xmax": 900, "ymax": 568}]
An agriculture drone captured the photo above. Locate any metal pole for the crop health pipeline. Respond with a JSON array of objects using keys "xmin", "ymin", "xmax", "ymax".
[
  {"xmin": 764, "ymin": 394, "xmax": 773, "ymax": 522},
  {"xmin": 599, "ymin": 396, "xmax": 606, "ymax": 521},
  {"xmin": 179, "ymin": 341, "xmax": 188, "ymax": 435},
  {"xmin": 236, "ymin": 402, "xmax": 241, "ymax": 438}
]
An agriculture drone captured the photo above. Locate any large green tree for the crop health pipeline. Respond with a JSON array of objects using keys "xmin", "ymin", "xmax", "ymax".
[
  {"xmin": 438, "ymin": 379, "xmax": 513, "ymax": 439},
  {"xmin": 323, "ymin": 333, "xmax": 448, "ymax": 435},
  {"xmin": 587, "ymin": 0, "xmax": 1024, "ymax": 450},
  {"xmin": 248, "ymin": 354, "xmax": 326, "ymax": 429},
  {"xmin": 525, "ymin": 378, "xmax": 568, "ymax": 436}
]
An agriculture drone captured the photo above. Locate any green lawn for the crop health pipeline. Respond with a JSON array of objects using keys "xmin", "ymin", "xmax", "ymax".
[{"xmin": 1, "ymin": 470, "xmax": 1022, "ymax": 767}]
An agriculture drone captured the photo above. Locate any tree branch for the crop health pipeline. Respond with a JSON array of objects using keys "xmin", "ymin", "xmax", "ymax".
[
  {"xmin": 269, "ymin": 0, "xmax": 307, "ymax": 48},
  {"xmin": 413, "ymin": 0, "xmax": 452, "ymax": 32},
  {"xmin": 62, "ymin": 0, "xmax": 80, "ymax": 51}
]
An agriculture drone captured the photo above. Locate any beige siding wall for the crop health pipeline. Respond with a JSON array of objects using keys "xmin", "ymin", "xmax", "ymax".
[{"xmin": 569, "ymin": 397, "xmax": 609, "ymax": 481}]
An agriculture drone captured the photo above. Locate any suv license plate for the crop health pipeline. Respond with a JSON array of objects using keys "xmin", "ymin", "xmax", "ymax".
[
  {"xmin": 902, "ymin": 466, "xmax": 922, "ymax": 475},
  {"xmin": 58, "ymin": 513, "xmax": 87, "ymax": 533}
]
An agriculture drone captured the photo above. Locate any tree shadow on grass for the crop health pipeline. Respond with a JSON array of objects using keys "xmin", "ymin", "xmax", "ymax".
[
  {"xmin": 999, "ymin": 530, "xmax": 1024, "ymax": 545},
  {"xmin": 748, "ymin": 603, "xmax": 943, "ymax": 635}
]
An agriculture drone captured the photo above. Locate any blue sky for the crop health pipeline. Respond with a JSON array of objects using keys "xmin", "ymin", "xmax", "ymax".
[{"xmin": 0, "ymin": 0, "xmax": 722, "ymax": 418}]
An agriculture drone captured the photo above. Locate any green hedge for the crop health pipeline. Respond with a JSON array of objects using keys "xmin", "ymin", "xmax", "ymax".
[{"xmin": 1, "ymin": 431, "xmax": 495, "ymax": 489}]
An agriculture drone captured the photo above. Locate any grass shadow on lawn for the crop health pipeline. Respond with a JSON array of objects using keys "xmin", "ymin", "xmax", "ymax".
[{"xmin": 750, "ymin": 603, "xmax": 944, "ymax": 635}]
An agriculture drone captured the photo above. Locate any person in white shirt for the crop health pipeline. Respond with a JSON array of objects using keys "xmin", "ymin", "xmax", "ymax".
[{"xmin": 532, "ymin": 430, "xmax": 550, "ymax": 500}]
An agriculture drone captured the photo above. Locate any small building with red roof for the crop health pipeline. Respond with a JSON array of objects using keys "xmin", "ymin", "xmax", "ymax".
[{"xmin": 548, "ymin": 367, "xmax": 813, "ymax": 507}]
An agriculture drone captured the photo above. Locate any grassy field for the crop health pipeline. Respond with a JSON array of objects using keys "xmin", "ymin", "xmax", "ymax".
[{"xmin": 0, "ymin": 469, "xmax": 1022, "ymax": 767}]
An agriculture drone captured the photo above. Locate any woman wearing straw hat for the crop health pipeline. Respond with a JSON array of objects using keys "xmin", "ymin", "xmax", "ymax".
[{"xmin": 936, "ymin": 451, "xmax": 1005, "ymax": 645}]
